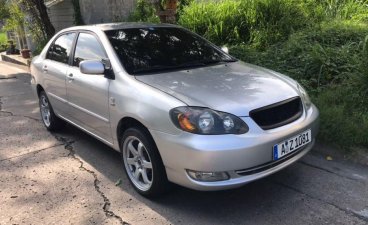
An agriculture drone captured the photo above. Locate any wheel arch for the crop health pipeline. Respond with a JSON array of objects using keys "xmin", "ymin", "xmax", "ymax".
[
  {"xmin": 36, "ymin": 84, "xmax": 45, "ymax": 97},
  {"xmin": 116, "ymin": 116, "xmax": 167, "ymax": 168},
  {"xmin": 117, "ymin": 116, "xmax": 154, "ymax": 146}
]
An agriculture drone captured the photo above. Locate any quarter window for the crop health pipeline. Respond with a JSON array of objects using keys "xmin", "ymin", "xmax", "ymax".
[
  {"xmin": 73, "ymin": 33, "xmax": 107, "ymax": 67},
  {"xmin": 46, "ymin": 33, "xmax": 75, "ymax": 64}
]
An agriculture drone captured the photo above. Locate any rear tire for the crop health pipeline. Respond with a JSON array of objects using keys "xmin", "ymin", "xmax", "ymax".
[
  {"xmin": 120, "ymin": 127, "xmax": 171, "ymax": 197},
  {"xmin": 39, "ymin": 91, "xmax": 65, "ymax": 131}
]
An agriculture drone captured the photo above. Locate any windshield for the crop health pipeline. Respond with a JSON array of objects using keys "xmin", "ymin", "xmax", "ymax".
[{"xmin": 105, "ymin": 27, "xmax": 235, "ymax": 74}]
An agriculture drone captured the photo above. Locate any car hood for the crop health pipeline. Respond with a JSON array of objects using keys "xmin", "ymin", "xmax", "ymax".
[{"xmin": 134, "ymin": 61, "xmax": 300, "ymax": 116}]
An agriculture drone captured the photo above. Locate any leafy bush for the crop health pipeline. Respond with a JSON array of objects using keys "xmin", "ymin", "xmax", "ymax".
[
  {"xmin": 32, "ymin": 39, "xmax": 48, "ymax": 56},
  {"xmin": 251, "ymin": 0, "xmax": 309, "ymax": 48},
  {"xmin": 316, "ymin": 0, "xmax": 368, "ymax": 21},
  {"xmin": 127, "ymin": 0, "xmax": 160, "ymax": 23},
  {"xmin": 230, "ymin": 21, "xmax": 368, "ymax": 148},
  {"xmin": 178, "ymin": 0, "xmax": 252, "ymax": 45},
  {"xmin": 233, "ymin": 22, "xmax": 368, "ymax": 86},
  {"xmin": 313, "ymin": 85, "xmax": 368, "ymax": 149},
  {"xmin": 0, "ymin": 32, "xmax": 7, "ymax": 51},
  {"xmin": 178, "ymin": 0, "xmax": 310, "ymax": 47}
]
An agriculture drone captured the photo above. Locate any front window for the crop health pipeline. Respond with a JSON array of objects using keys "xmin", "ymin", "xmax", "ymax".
[
  {"xmin": 105, "ymin": 27, "xmax": 235, "ymax": 74},
  {"xmin": 73, "ymin": 33, "xmax": 107, "ymax": 67}
]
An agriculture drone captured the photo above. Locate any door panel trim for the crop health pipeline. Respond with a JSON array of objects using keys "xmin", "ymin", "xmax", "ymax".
[
  {"xmin": 57, "ymin": 114, "xmax": 113, "ymax": 146},
  {"xmin": 68, "ymin": 101, "xmax": 109, "ymax": 123},
  {"xmin": 48, "ymin": 92, "xmax": 67, "ymax": 103}
]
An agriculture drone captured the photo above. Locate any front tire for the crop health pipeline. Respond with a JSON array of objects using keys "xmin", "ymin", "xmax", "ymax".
[
  {"xmin": 39, "ymin": 91, "xmax": 65, "ymax": 131},
  {"xmin": 120, "ymin": 127, "xmax": 171, "ymax": 197}
]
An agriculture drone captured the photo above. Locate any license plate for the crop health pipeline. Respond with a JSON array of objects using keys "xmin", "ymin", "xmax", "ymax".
[{"xmin": 273, "ymin": 130, "xmax": 312, "ymax": 160}]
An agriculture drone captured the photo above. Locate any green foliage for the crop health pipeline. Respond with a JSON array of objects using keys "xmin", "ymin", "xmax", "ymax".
[
  {"xmin": 127, "ymin": 0, "xmax": 160, "ymax": 23},
  {"xmin": 176, "ymin": 0, "xmax": 195, "ymax": 19},
  {"xmin": 313, "ymin": 85, "xmax": 368, "ymax": 149},
  {"xmin": 3, "ymin": 0, "xmax": 55, "ymax": 52},
  {"xmin": 252, "ymin": 0, "xmax": 309, "ymax": 48},
  {"xmin": 0, "ymin": 0, "xmax": 10, "ymax": 20},
  {"xmin": 72, "ymin": 0, "xmax": 84, "ymax": 25},
  {"xmin": 127, "ymin": 0, "xmax": 196, "ymax": 23},
  {"xmin": 178, "ymin": 0, "xmax": 310, "ymax": 46},
  {"xmin": 178, "ymin": 0, "xmax": 252, "ymax": 45},
  {"xmin": 230, "ymin": 21, "xmax": 368, "ymax": 149},
  {"xmin": 315, "ymin": 0, "xmax": 368, "ymax": 21},
  {"xmin": 179, "ymin": 0, "xmax": 368, "ymax": 47},
  {"xmin": 0, "ymin": 32, "xmax": 7, "ymax": 51},
  {"xmin": 232, "ymin": 22, "xmax": 368, "ymax": 87},
  {"xmin": 32, "ymin": 39, "xmax": 48, "ymax": 56},
  {"xmin": 3, "ymin": 2, "xmax": 24, "ymax": 32}
]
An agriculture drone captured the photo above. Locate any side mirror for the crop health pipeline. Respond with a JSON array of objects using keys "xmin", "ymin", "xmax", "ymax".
[
  {"xmin": 80, "ymin": 60, "xmax": 105, "ymax": 74},
  {"xmin": 221, "ymin": 46, "xmax": 229, "ymax": 54}
]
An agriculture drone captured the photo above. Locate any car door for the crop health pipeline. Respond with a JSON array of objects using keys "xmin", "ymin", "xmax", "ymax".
[
  {"xmin": 42, "ymin": 32, "xmax": 76, "ymax": 117},
  {"xmin": 66, "ymin": 32, "xmax": 112, "ymax": 143}
]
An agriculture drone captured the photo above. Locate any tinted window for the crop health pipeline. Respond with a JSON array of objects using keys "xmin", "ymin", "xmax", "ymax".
[
  {"xmin": 73, "ymin": 33, "xmax": 107, "ymax": 67},
  {"xmin": 47, "ymin": 33, "xmax": 75, "ymax": 64},
  {"xmin": 105, "ymin": 27, "xmax": 235, "ymax": 74}
]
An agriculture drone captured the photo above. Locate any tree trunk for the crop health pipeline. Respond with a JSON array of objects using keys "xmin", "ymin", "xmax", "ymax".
[{"xmin": 27, "ymin": 0, "xmax": 55, "ymax": 40}]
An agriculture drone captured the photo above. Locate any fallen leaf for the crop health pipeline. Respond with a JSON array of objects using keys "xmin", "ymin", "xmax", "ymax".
[
  {"xmin": 115, "ymin": 178, "xmax": 122, "ymax": 186},
  {"xmin": 326, "ymin": 156, "xmax": 333, "ymax": 161}
]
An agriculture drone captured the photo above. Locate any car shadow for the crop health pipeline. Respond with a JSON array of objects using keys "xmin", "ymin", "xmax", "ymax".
[{"xmin": 54, "ymin": 124, "xmax": 311, "ymax": 225}]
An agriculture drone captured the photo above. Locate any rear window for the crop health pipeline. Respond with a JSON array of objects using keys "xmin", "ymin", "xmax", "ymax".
[{"xmin": 105, "ymin": 27, "xmax": 234, "ymax": 74}]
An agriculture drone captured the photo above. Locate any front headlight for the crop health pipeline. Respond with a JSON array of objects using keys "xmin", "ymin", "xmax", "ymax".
[
  {"xmin": 297, "ymin": 84, "xmax": 312, "ymax": 109},
  {"xmin": 170, "ymin": 107, "xmax": 249, "ymax": 135}
]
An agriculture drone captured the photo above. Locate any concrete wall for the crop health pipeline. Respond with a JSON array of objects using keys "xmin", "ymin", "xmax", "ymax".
[
  {"xmin": 79, "ymin": 0, "xmax": 136, "ymax": 24},
  {"xmin": 48, "ymin": 0, "xmax": 75, "ymax": 32}
]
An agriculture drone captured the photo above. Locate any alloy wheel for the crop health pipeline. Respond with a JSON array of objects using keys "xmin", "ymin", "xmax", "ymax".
[
  {"xmin": 40, "ymin": 95, "xmax": 51, "ymax": 127},
  {"xmin": 123, "ymin": 136, "xmax": 153, "ymax": 191}
]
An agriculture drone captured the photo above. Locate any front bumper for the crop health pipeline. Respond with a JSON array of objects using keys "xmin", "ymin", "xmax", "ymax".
[{"xmin": 150, "ymin": 104, "xmax": 319, "ymax": 191}]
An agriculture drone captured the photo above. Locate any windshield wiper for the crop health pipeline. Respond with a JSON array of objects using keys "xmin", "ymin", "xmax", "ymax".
[
  {"xmin": 178, "ymin": 59, "xmax": 236, "ymax": 67},
  {"xmin": 202, "ymin": 59, "xmax": 237, "ymax": 64},
  {"xmin": 132, "ymin": 65, "xmax": 179, "ymax": 74},
  {"xmin": 132, "ymin": 62, "xmax": 207, "ymax": 74}
]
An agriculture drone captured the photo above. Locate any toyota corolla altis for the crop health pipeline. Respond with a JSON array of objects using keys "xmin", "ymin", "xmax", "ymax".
[{"xmin": 31, "ymin": 23, "xmax": 319, "ymax": 197}]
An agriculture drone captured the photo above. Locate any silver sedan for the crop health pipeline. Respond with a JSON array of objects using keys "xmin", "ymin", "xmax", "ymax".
[{"xmin": 31, "ymin": 23, "xmax": 319, "ymax": 197}]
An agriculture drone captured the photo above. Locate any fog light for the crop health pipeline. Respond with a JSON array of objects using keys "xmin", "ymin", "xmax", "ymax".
[{"xmin": 187, "ymin": 170, "xmax": 229, "ymax": 182}]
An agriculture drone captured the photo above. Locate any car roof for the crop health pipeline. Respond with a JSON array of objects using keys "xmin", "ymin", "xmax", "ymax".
[{"xmin": 61, "ymin": 22, "xmax": 180, "ymax": 33}]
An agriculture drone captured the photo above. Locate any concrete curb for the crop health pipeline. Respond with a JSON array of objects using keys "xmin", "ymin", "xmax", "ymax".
[
  {"xmin": 0, "ymin": 74, "xmax": 16, "ymax": 79},
  {"xmin": 0, "ymin": 52, "xmax": 31, "ymax": 67}
]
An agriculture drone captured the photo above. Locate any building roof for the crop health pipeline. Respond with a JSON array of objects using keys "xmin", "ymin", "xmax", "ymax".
[{"xmin": 45, "ymin": 0, "xmax": 64, "ymax": 8}]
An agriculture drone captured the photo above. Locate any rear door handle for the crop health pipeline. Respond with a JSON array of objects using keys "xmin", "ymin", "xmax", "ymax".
[
  {"xmin": 67, "ymin": 73, "xmax": 74, "ymax": 81},
  {"xmin": 42, "ymin": 65, "xmax": 48, "ymax": 73}
]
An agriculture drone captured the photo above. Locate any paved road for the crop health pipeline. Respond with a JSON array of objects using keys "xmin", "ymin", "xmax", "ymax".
[{"xmin": 1, "ymin": 61, "xmax": 368, "ymax": 225}]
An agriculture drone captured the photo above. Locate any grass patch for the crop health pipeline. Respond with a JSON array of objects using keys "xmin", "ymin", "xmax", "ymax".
[
  {"xmin": 178, "ymin": 0, "xmax": 309, "ymax": 47},
  {"xmin": 0, "ymin": 32, "xmax": 7, "ymax": 51},
  {"xmin": 313, "ymin": 86, "xmax": 368, "ymax": 149}
]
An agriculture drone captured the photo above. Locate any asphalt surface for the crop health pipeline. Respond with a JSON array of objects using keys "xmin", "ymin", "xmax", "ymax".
[{"xmin": 0, "ymin": 61, "xmax": 368, "ymax": 225}]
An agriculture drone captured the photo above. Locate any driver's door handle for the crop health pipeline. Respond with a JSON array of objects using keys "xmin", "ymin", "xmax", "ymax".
[{"xmin": 67, "ymin": 73, "xmax": 74, "ymax": 82}]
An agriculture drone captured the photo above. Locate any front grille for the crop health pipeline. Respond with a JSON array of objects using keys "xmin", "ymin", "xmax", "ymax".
[{"xmin": 250, "ymin": 97, "xmax": 303, "ymax": 130}]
